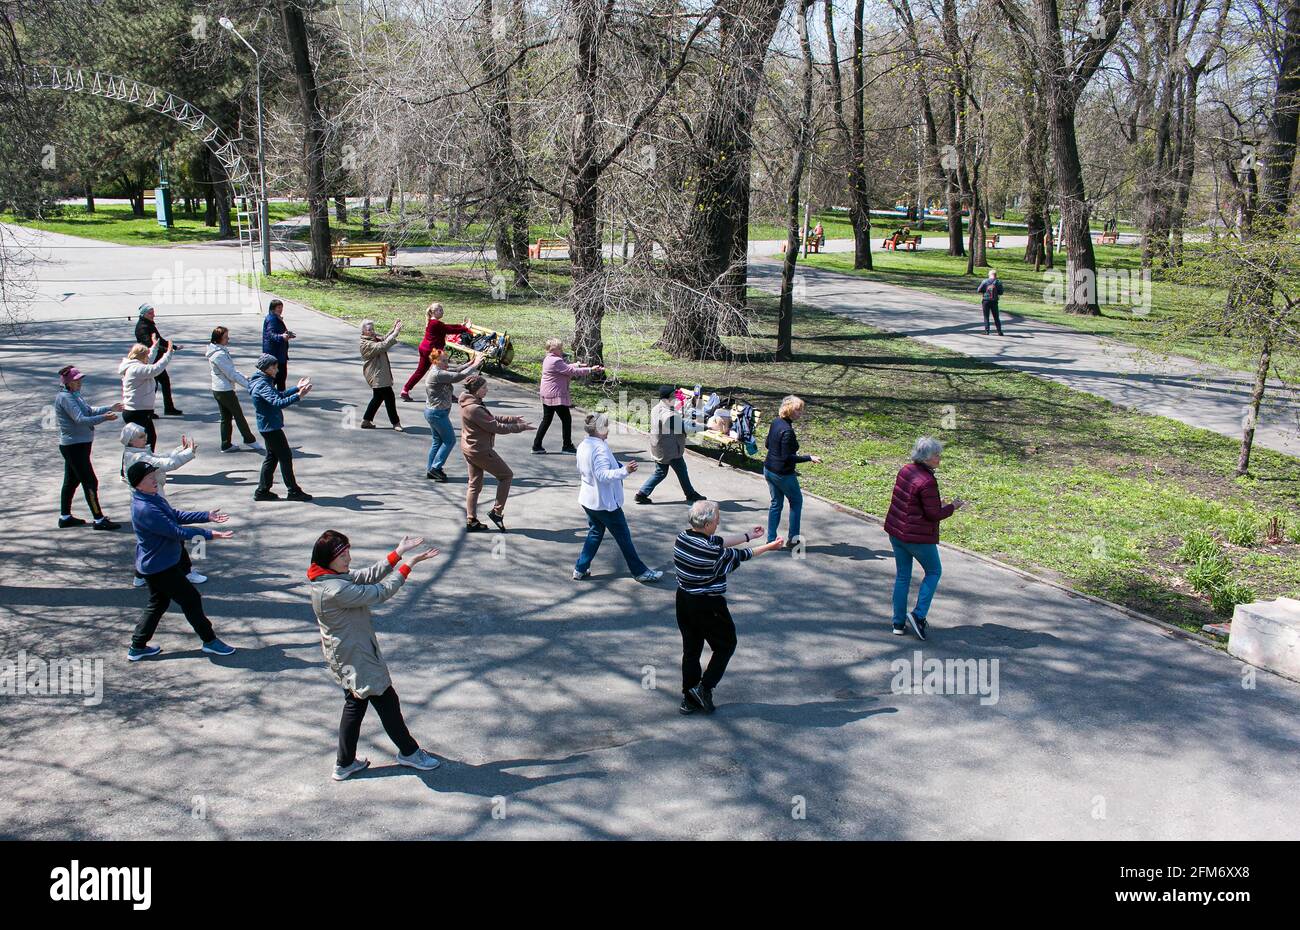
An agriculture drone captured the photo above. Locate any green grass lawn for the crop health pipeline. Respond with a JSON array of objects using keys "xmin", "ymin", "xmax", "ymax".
[
  {"xmin": 796, "ymin": 244, "xmax": 1288, "ymax": 378},
  {"xmin": 257, "ymin": 263, "xmax": 1300, "ymax": 635},
  {"xmin": 2, "ymin": 202, "xmax": 308, "ymax": 245}
]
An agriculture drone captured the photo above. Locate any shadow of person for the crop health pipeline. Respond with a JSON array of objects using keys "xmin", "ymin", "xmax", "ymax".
[
  {"xmin": 800, "ymin": 542, "xmax": 884, "ymax": 561},
  {"xmin": 353, "ymin": 752, "xmax": 606, "ymax": 797},
  {"xmin": 303, "ymin": 494, "xmax": 389, "ymax": 511},
  {"xmin": 710, "ymin": 699, "xmax": 899, "ymax": 728},
  {"xmin": 939, "ymin": 623, "xmax": 1061, "ymax": 651}
]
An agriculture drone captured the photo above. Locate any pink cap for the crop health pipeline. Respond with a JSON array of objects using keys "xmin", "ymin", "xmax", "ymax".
[{"xmin": 60, "ymin": 366, "xmax": 84, "ymax": 385}]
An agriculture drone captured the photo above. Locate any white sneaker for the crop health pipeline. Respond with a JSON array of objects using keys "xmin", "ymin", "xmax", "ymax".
[
  {"xmin": 396, "ymin": 748, "xmax": 441, "ymax": 771},
  {"xmin": 635, "ymin": 569, "xmax": 664, "ymax": 584},
  {"xmin": 133, "ymin": 575, "xmax": 146, "ymax": 588},
  {"xmin": 245, "ymin": 441, "xmax": 266, "ymax": 454},
  {"xmin": 187, "ymin": 571, "xmax": 208, "ymax": 584},
  {"xmin": 332, "ymin": 758, "xmax": 371, "ymax": 781}
]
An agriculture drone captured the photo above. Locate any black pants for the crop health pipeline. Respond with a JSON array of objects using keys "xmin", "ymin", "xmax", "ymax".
[
  {"xmin": 59, "ymin": 442, "xmax": 103, "ymax": 519},
  {"xmin": 257, "ymin": 428, "xmax": 300, "ymax": 493},
  {"xmin": 156, "ymin": 369, "xmax": 177, "ymax": 412},
  {"xmin": 122, "ymin": 409, "xmax": 157, "ymax": 451},
  {"xmin": 982, "ymin": 302, "xmax": 1003, "ymax": 335},
  {"xmin": 274, "ymin": 361, "xmax": 287, "ymax": 392},
  {"xmin": 213, "ymin": 390, "xmax": 257, "ymax": 446},
  {"xmin": 132, "ymin": 550, "xmax": 216, "ymax": 648},
  {"xmin": 676, "ymin": 589, "xmax": 738, "ymax": 693},
  {"xmin": 337, "ymin": 686, "xmax": 419, "ymax": 766},
  {"xmin": 534, "ymin": 404, "xmax": 572, "ymax": 450},
  {"xmin": 363, "ymin": 386, "xmax": 400, "ymax": 425}
]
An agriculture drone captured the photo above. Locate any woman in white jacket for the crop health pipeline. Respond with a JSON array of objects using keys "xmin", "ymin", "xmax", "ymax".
[
  {"xmin": 118, "ymin": 336, "xmax": 174, "ymax": 451},
  {"xmin": 205, "ymin": 326, "xmax": 263, "ymax": 453},
  {"xmin": 119, "ymin": 423, "xmax": 209, "ymax": 586},
  {"xmin": 573, "ymin": 412, "xmax": 662, "ymax": 583}
]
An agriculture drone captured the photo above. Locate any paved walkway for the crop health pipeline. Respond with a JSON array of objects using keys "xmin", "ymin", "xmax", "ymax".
[{"xmin": 2, "ymin": 227, "xmax": 1299, "ymax": 839}]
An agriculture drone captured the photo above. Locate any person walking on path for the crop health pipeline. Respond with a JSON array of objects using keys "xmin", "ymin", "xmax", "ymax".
[
  {"xmin": 762, "ymin": 395, "xmax": 822, "ymax": 548},
  {"xmin": 635, "ymin": 385, "xmax": 706, "ymax": 505},
  {"xmin": 120, "ymin": 426, "xmax": 210, "ymax": 586},
  {"xmin": 459, "ymin": 375, "xmax": 533, "ymax": 532},
  {"xmin": 248, "ymin": 354, "xmax": 314, "ymax": 502},
  {"xmin": 573, "ymin": 412, "xmax": 663, "ymax": 583},
  {"xmin": 133, "ymin": 304, "xmax": 183, "ymax": 416},
  {"xmin": 400, "ymin": 302, "xmax": 472, "ymax": 401},
  {"xmin": 308, "ymin": 530, "xmax": 443, "ymax": 780},
  {"xmin": 358, "ymin": 318, "xmax": 404, "ymax": 431},
  {"xmin": 125, "ymin": 461, "xmax": 236, "ymax": 662},
  {"xmin": 54, "ymin": 365, "xmax": 124, "ymax": 530},
  {"xmin": 976, "ymin": 268, "xmax": 1005, "ymax": 336},
  {"xmin": 118, "ymin": 336, "xmax": 176, "ymax": 452},
  {"xmin": 205, "ymin": 326, "xmax": 263, "ymax": 454},
  {"xmin": 533, "ymin": 338, "xmax": 602, "ymax": 454},
  {"xmin": 424, "ymin": 349, "xmax": 483, "ymax": 481},
  {"xmin": 262, "ymin": 299, "xmax": 295, "ymax": 392},
  {"xmin": 673, "ymin": 500, "xmax": 783, "ymax": 715},
  {"xmin": 883, "ymin": 436, "xmax": 967, "ymax": 640}
]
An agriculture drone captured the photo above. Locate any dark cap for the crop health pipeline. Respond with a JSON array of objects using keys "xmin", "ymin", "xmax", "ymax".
[
  {"xmin": 127, "ymin": 461, "xmax": 158, "ymax": 488},
  {"xmin": 658, "ymin": 385, "xmax": 675, "ymax": 400}
]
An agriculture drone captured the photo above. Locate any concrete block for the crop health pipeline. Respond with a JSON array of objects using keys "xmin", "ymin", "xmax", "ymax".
[{"xmin": 1229, "ymin": 598, "xmax": 1300, "ymax": 680}]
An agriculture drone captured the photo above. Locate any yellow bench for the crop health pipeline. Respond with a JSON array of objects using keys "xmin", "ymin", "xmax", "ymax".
[{"xmin": 331, "ymin": 241, "xmax": 389, "ymax": 267}]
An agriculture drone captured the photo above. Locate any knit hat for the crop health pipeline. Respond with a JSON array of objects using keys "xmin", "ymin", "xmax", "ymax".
[
  {"xmin": 119, "ymin": 423, "xmax": 147, "ymax": 446},
  {"xmin": 137, "ymin": 303, "xmax": 154, "ymax": 317},
  {"xmin": 256, "ymin": 353, "xmax": 279, "ymax": 372},
  {"xmin": 59, "ymin": 366, "xmax": 83, "ymax": 386},
  {"xmin": 127, "ymin": 461, "xmax": 158, "ymax": 487},
  {"xmin": 658, "ymin": 384, "xmax": 675, "ymax": 400},
  {"xmin": 463, "ymin": 374, "xmax": 487, "ymax": 394}
]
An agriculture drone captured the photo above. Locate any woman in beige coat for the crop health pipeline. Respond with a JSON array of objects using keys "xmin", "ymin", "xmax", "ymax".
[
  {"xmin": 458, "ymin": 375, "xmax": 534, "ymax": 532},
  {"xmin": 308, "ymin": 529, "xmax": 441, "ymax": 781},
  {"xmin": 358, "ymin": 318, "xmax": 404, "ymax": 430}
]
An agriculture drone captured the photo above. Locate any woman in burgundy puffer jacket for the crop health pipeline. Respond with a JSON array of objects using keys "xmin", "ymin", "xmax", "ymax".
[{"xmin": 883, "ymin": 437, "xmax": 966, "ymax": 640}]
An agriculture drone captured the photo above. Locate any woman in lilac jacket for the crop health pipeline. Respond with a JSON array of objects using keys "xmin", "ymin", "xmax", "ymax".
[{"xmin": 533, "ymin": 337, "xmax": 603, "ymax": 454}]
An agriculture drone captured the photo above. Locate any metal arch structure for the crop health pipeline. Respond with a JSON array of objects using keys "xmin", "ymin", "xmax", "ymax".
[{"xmin": 23, "ymin": 65, "xmax": 264, "ymax": 308}]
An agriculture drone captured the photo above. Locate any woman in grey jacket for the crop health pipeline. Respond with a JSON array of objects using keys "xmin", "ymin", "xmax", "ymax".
[
  {"xmin": 55, "ymin": 365, "xmax": 124, "ymax": 530},
  {"xmin": 308, "ymin": 529, "xmax": 442, "ymax": 781},
  {"xmin": 205, "ymin": 326, "xmax": 263, "ymax": 453}
]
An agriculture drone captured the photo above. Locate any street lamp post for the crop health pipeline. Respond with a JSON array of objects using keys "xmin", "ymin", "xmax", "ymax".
[{"xmin": 220, "ymin": 16, "xmax": 271, "ymax": 276}]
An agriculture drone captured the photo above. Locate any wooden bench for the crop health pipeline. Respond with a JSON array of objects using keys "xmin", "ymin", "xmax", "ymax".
[
  {"xmin": 692, "ymin": 402, "xmax": 763, "ymax": 468},
  {"xmin": 445, "ymin": 323, "xmax": 515, "ymax": 369},
  {"xmin": 882, "ymin": 234, "xmax": 921, "ymax": 251},
  {"xmin": 331, "ymin": 241, "xmax": 389, "ymax": 267},
  {"xmin": 528, "ymin": 237, "xmax": 569, "ymax": 259},
  {"xmin": 1095, "ymin": 231, "xmax": 1119, "ymax": 245},
  {"xmin": 780, "ymin": 235, "xmax": 822, "ymax": 254},
  {"xmin": 984, "ymin": 233, "xmax": 1000, "ymax": 248}
]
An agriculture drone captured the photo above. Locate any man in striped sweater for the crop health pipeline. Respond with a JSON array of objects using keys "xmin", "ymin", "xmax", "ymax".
[{"xmin": 673, "ymin": 500, "xmax": 784, "ymax": 715}]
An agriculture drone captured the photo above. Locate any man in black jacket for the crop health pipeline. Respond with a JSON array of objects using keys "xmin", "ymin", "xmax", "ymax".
[
  {"xmin": 134, "ymin": 304, "xmax": 183, "ymax": 415},
  {"xmin": 976, "ymin": 270, "xmax": 1005, "ymax": 336}
]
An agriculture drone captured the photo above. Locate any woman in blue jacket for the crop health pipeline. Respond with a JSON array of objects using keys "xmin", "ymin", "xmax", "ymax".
[
  {"xmin": 126, "ymin": 461, "xmax": 236, "ymax": 661},
  {"xmin": 54, "ymin": 365, "xmax": 125, "ymax": 530},
  {"xmin": 762, "ymin": 395, "xmax": 822, "ymax": 548},
  {"xmin": 247, "ymin": 354, "xmax": 314, "ymax": 502}
]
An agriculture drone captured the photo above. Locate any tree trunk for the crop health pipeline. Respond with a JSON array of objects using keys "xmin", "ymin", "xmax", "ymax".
[
  {"xmin": 334, "ymin": 193, "xmax": 347, "ymax": 224},
  {"xmin": 1049, "ymin": 101, "xmax": 1100, "ymax": 314},
  {"xmin": 1237, "ymin": 330, "xmax": 1274, "ymax": 476},
  {"xmin": 568, "ymin": 0, "xmax": 606, "ymax": 366},
  {"xmin": 281, "ymin": 0, "xmax": 334, "ymax": 279},
  {"xmin": 83, "ymin": 181, "xmax": 94, "ymax": 213},
  {"xmin": 777, "ymin": 0, "xmax": 815, "ymax": 362}
]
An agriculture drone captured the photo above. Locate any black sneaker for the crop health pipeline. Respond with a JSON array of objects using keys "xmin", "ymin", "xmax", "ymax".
[
  {"xmin": 634, "ymin": 493, "xmax": 651, "ymax": 505},
  {"xmin": 92, "ymin": 518, "xmax": 120, "ymax": 531},
  {"xmin": 531, "ymin": 447, "xmax": 547, "ymax": 455},
  {"xmin": 486, "ymin": 508, "xmax": 506, "ymax": 531},
  {"xmin": 685, "ymin": 494, "xmax": 707, "ymax": 503},
  {"xmin": 58, "ymin": 516, "xmax": 87, "ymax": 528},
  {"xmin": 687, "ymin": 684, "xmax": 715, "ymax": 714},
  {"xmin": 360, "ymin": 421, "xmax": 376, "ymax": 430},
  {"xmin": 431, "ymin": 468, "xmax": 447, "ymax": 482},
  {"xmin": 679, "ymin": 697, "xmax": 698, "ymax": 715},
  {"xmin": 426, "ymin": 469, "xmax": 438, "ymax": 479},
  {"xmin": 561, "ymin": 445, "xmax": 578, "ymax": 454},
  {"xmin": 908, "ymin": 612, "xmax": 928, "ymax": 641},
  {"xmin": 286, "ymin": 488, "xmax": 314, "ymax": 502},
  {"xmin": 254, "ymin": 489, "xmax": 279, "ymax": 501},
  {"xmin": 466, "ymin": 517, "xmax": 489, "ymax": 532},
  {"xmin": 163, "ymin": 408, "xmax": 184, "ymax": 417}
]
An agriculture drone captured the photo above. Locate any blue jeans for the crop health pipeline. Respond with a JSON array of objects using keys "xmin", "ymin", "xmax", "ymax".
[
  {"xmin": 576, "ymin": 506, "xmax": 649, "ymax": 577},
  {"xmin": 424, "ymin": 407, "xmax": 455, "ymax": 471},
  {"xmin": 764, "ymin": 468, "xmax": 803, "ymax": 543},
  {"xmin": 638, "ymin": 457, "xmax": 699, "ymax": 499},
  {"xmin": 890, "ymin": 537, "xmax": 943, "ymax": 626}
]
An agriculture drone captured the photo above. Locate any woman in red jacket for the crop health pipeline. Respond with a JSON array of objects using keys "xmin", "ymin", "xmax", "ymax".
[
  {"xmin": 882, "ymin": 437, "xmax": 966, "ymax": 640},
  {"xmin": 400, "ymin": 302, "xmax": 472, "ymax": 401}
]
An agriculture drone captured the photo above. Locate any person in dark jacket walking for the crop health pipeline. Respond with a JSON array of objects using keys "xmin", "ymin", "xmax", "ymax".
[
  {"xmin": 134, "ymin": 304, "xmax": 183, "ymax": 415},
  {"xmin": 976, "ymin": 269, "xmax": 1005, "ymax": 336},
  {"xmin": 125, "ymin": 461, "xmax": 236, "ymax": 661},
  {"xmin": 248, "ymin": 354, "xmax": 314, "ymax": 502},
  {"xmin": 762, "ymin": 395, "xmax": 822, "ymax": 547},
  {"xmin": 54, "ymin": 365, "xmax": 124, "ymax": 530},
  {"xmin": 882, "ymin": 437, "xmax": 966, "ymax": 640},
  {"xmin": 262, "ymin": 299, "xmax": 295, "ymax": 391}
]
